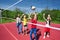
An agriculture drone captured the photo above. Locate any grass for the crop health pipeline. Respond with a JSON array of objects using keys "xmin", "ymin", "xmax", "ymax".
[
  {"xmin": 38, "ymin": 20, "xmax": 60, "ymax": 24},
  {"xmin": 52, "ymin": 21, "xmax": 60, "ymax": 24},
  {"xmin": 0, "ymin": 18, "xmax": 15, "ymax": 24},
  {"xmin": 38, "ymin": 20, "xmax": 45, "ymax": 22},
  {"xmin": 0, "ymin": 18, "xmax": 60, "ymax": 24}
]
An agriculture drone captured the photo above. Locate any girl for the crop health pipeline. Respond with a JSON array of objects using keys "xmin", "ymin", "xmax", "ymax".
[
  {"xmin": 43, "ymin": 14, "xmax": 51, "ymax": 39},
  {"xmin": 30, "ymin": 14, "xmax": 37, "ymax": 40},
  {"xmin": 23, "ymin": 14, "xmax": 28, "ymax": 35},
  {"xmin": 16, "ymin": 14, "xmax": 24, "ymax": 34}
]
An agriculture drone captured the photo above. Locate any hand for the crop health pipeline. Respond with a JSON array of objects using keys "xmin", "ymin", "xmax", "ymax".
[
  {"xmin": 22, "ymin": 14, "xmax": 24, "ymax": 15},
  {"xmin": 43, "ymin": 13, "xmax": 45, "ymax": 16}
]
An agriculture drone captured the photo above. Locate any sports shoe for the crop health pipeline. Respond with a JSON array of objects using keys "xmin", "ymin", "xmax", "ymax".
[
  {"xmin": 43, "ymin": 36, "xmax": 45, "ymax": 39},
  {"xmin": 47, "ymin": 35, "xmax": 49, "ymax": 37}
]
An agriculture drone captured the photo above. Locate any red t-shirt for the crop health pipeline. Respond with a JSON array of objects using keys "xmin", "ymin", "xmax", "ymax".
[{"xmin": 31, "ymin": 19, "xmax": 37, "ymax": 28}]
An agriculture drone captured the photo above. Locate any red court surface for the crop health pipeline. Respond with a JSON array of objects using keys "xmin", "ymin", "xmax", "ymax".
[{"xmin": 0, "ymin": 22, "xmax": 60, "ymax": 40}]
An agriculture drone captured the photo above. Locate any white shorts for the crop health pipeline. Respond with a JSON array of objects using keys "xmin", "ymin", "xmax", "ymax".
[{"xmin": 45, "ymin": 24, "xmax": 50, "ymax": 27}]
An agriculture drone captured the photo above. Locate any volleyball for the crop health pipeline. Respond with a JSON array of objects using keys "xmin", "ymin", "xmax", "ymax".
[{"xmin": 31, "ymin": 6, "xmax": 36, "ymax": 10}]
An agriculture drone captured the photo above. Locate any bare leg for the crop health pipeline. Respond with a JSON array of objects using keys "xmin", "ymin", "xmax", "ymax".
[{"xmin": 43, "ymin": 32, "xmax": 46, "ymax": 39}]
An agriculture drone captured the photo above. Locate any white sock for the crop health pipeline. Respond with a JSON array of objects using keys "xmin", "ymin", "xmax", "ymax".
[
  {"xmin": 47, "ymin": 35, "xmax": 49, "ymax": 37},
  {"xmin": 43, "ymin": 36, "xmax": 45, "ymax": 39}
]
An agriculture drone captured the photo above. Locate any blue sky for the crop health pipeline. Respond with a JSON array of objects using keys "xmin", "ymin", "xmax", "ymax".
[{"xmin": 0, "ymin": 0, "xmax": 60, "ymax": 13}]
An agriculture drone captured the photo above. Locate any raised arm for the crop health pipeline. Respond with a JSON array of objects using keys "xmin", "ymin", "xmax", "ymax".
[
  {"xmin": 28, "ymin": 13, "xmax": 32, "ymax": 20},
  {"xmin": 43, "ymin": 13, "xmax": 47, "ymax": 21},
  {"xmin": 20, "ymin": 14, "xmax": 24, "ymax": 19}
]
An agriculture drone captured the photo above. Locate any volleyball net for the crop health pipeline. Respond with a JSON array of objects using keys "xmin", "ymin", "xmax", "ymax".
[
  {"xmin": 28, "ymin": 22, "xmax": 60, "ymax": 31},
  {"xmin": 0, "ymin": 17, "xmax": 60, "ymax": 31}
]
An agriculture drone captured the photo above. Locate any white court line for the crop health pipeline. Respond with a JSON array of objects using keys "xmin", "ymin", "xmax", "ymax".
[
  {"xmin": 3, "ymin": 24, "xmax": 18, "ymax": 40},
  {"xmin": 28, "ymin": 22, "xmax": 60, "ymax": 31},
  {"xmin": 5, "ymin": 0, "xmax": 23, "ymax": 10}
]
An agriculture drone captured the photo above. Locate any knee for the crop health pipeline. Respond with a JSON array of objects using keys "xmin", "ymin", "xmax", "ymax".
[
  {"xmin": 30, "ymin": 34, "xmax": 32, "ymax": 37},
  {"xmin": 34, "ymin": 32, "xmax": 36, "ymax": 36}
]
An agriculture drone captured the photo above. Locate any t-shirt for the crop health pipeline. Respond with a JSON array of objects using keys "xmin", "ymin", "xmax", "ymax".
[
  {"xmin": 23, "ymin": 18, "xmax": 27, "ymax": 25},
  {"xmin": 47, "ymin": 21, "xmax": 49, "ymax": 25},
  {"xmin": 31, "ymin": 19, "xmax": 37, "ymax": 28},
  {"xmin": 16, "ymin": 17, "xmax": 21, "ymax": 23},
  {"xmin": 46, "ymin": 20, "xmax": 51, "ymax": 25}
]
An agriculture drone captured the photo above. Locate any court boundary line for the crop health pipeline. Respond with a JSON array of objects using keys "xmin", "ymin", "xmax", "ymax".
[{"xmin": 3, "ymin": 24, "xmax": 18, "ymax": 40}]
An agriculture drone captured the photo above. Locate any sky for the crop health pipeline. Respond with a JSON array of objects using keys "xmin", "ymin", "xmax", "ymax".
[{"xmin": 0, "ymin": 0, "xmax": 60, "ymax": 13}]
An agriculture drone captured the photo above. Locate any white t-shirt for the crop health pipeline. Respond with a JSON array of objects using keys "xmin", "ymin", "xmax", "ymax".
[
  {"xmin": 46, "ymin": 20, "xmax": 50, "ymax": 27},
  {"xmin": 16, "ymin": 17, "xmax": 21, "ymax": 23}
]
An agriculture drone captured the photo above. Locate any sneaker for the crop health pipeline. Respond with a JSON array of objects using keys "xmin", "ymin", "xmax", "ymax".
[
  {"xmin": 47, "ymin": 35, "xmax": 49, "ymax": 37},
  {"xmin": 18, "ymin": 32, "xmax": 20, "ymax": 34},
  {"xmin": 43, "ymin": 36, "xmax": 45, "ymax": 39}
]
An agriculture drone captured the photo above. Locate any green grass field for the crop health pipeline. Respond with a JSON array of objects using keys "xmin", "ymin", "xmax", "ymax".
[
  {"xmin": 0, "ymin": 18, "xmax": 15, "ymax": 24},
  {"xmin": 38, "ymin": 20, "xmax": 60, "ymax": 24},
  {"xmin": 0, "ymin": 18, "xmax": 60, "ymax": 24}
]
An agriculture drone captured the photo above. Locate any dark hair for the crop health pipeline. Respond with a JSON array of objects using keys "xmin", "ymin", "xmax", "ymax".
[{"xmin": 30, "ymin": 14, "xmax": 34, "ymax": 19}]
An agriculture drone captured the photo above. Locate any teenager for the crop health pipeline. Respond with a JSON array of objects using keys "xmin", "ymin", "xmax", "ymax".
[
  {"xmin": 30, "ymin": 14, "xmax": 37, "ymax": 40},
  {"xmin": 43, "ymin": 14, "xmax": 51, "ymax": 39},
  {"xmin": 16, "ymin": 14, "xmax": 24, "ymax": 34},
  {"xmin": 22, "ymin": 14, "xmax": 28, "ymax": 35}
]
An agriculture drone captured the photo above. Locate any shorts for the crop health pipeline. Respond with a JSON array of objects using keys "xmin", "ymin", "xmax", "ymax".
[
  {"xmin": 44, "ymin": 24, "xmax": 50, "ymax": 32},
  {"xmin": 24, "ymin": 25, "xmax": 27, "ymax": 27},
  {"xmin": 44, "ymin": 28, "xmax": 50, "ymax": 32},
  {"xmin": 24, "ymin": 25, "xmax": 27, "ymax": 30}
]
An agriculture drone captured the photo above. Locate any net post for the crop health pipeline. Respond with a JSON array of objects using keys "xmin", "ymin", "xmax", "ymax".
[{"xmin": 0, "ymin": 9, "xmax": 2, "ymax": 23}]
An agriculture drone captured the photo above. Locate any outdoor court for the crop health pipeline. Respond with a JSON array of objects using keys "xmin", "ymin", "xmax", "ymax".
[
  {"xmin": 0, "ymin": 0, "xmax": 60, "ymax": 40},
  {"xmin": 0, "ymin": 22, "xmax": 60, "ymax": 40}
]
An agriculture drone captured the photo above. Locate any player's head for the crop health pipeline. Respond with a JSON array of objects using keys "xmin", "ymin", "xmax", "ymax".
[
  {"xmin": 34, "ymin": 13, "xmax": 37, "ymax": 20},
  {"xmin": 47, "ymin": 14, "xmax": 51, "ymax": 20},
  {"xmin": 24, "ymin": 14, "xmax": 26, "ymax": 18},
  {"xmin": 31, "ymin": 14, "xmax": 37, "ymax": 20},
  {"xmin": 31, "ymin": 14, "xmax": 34, "ymax": 19},
  {"xmin": 48, "ymin": 14, "xmax": 50, "ymax": 17}
]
